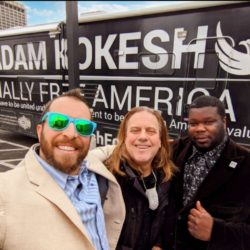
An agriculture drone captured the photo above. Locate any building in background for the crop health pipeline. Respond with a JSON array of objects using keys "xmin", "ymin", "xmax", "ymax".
[{"xmin": 0, "ymin": 1, "xmax": 26, "ymax": 30}]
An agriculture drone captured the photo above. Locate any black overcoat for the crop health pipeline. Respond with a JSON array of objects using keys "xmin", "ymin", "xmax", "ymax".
[
  {"xmin": 165, "ymin": 136, "xmax": 250, "ymax": 250},
  {"xmin": 116, "ymin": 163, "xmax": 170, "ymax": 250}
]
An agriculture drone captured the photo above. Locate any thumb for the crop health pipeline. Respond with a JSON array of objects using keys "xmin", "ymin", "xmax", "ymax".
[{"xmin": 196, "ymin": 200, "xmax": 206, "ymax": 212}]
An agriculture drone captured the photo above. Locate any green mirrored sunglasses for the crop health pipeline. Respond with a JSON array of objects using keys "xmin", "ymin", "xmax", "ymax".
[{"xmin": 39, "ymin": 112, "xmax": 97, "ymax": 137}]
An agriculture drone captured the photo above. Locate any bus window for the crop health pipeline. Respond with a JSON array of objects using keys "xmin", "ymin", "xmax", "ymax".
[{"xmin": 194, "ymin": 52, "xmax": 218, "ymax": 89}]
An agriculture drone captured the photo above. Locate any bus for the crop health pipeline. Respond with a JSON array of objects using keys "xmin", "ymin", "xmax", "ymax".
[{"xmin": 0, "ymin": 1, "xmax": 249, "ymax": 147}]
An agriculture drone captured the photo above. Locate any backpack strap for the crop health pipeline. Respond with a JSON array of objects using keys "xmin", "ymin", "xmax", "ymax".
[{"xmin": 96, "ymin": 174, "xmax": 109, "ymax": 206}]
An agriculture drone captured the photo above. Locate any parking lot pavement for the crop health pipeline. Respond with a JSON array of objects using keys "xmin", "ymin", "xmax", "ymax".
[
  {"xmin": 0, "ymin": 129, "xmax": 38, "ymax": 172},
  {"xmin": 0, "ymin": 139, "xmax": 29, "ymax": 172}
]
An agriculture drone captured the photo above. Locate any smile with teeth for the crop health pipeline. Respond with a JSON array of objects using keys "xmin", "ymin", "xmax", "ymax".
[{"xmin": 57, "ymin": 145, "xmax": 76, "ymax": 151}]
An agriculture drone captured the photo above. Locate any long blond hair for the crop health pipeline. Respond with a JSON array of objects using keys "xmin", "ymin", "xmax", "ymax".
[{"xmin": 105, "ymin": 106, "xmax": 176, "ymax": 182}]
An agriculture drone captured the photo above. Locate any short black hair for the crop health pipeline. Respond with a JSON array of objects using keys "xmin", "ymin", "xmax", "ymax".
[{"xmin": 188, "ymin": 95, "xmax": 226, "ymax": 118}]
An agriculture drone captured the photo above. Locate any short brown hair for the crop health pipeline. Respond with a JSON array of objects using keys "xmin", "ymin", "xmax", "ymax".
[{"xmin": 40, "ymin": 88, "xmax": 90, "ymax": 119}]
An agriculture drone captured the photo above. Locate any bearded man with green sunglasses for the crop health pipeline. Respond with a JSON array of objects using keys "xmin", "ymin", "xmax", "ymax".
[{"xmin": 0, "ymin": 88, "xmax": 125, "ymax": 250}]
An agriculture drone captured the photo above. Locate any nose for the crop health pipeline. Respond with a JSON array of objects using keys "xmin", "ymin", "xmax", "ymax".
[
  {"xmin": 137, "ymin": 130, "xmax": 148, "ymax": 140},
  {"xmin": 62, "ymin": 122, "xmax": 78, "ymax": 138},
  {"xmin": 195, "ymin": 122, "xmax": 206, "ymax": 131}
]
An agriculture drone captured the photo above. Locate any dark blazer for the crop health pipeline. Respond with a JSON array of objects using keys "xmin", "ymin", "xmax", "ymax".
[{"xmin": 166, "ymin": 136, "xmax": 250, "ymax": 250}]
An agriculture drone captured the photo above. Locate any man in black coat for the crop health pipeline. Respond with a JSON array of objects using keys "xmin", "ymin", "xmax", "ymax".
[{"xmin": 165, "ymin": 95, "xmax": 250, "ymax": 250}]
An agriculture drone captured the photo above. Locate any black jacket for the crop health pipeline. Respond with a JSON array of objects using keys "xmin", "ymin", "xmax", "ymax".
[
  {"xmin": 116, "ymin": 163, "xmax": 170, "ymax": 250},
  {"xmin": 164, "ymin": 136, "xmax": 250, "ymax": 250}
]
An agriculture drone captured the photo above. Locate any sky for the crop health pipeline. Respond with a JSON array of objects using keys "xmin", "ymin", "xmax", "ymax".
[{"xmin": 19, "ymin": 1, "xmax": 187, "ymax": 26}]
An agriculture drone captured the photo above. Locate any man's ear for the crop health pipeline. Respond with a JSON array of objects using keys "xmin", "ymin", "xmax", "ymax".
[{"xmin": 36, "ymin": 124, "xmax": 42, "ymax": 142}]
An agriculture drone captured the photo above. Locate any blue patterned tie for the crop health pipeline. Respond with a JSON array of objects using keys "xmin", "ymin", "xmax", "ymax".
[{"xmin": 65, "ymin": 175, "xmax": 82, "ymax": 199}]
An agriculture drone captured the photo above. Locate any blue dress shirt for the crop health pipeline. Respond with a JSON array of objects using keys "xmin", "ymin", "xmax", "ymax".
[{"xmin": 34, "ymin": 149, "xmax": 109, "ymax": 250}]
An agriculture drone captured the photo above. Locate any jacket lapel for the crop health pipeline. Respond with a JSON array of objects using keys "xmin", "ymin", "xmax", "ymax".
[
  {"xmin": 86, "ymin": 153, "xmax": 117, "ymax": 182},
  {"xmin": 173, "ymin": 140, "xmax": 193, "ymax": 208},
  {"xmin": 24, "ymin": 145, "xmax": 93, "ymax": 245},
  {"xmin": 193, "ymin": 140, "xmax": 246, "ymax": 202},
  {"xmin": 194, "ymin": 155, "xmax": 245, "ymax": 201},
  {"xmin": 124, "ymin": 164, "xmax": 146, "ymax": 196},
  {"xmin": 174, "ymin": 139, "xmax": 246, "ymax": 210}
]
